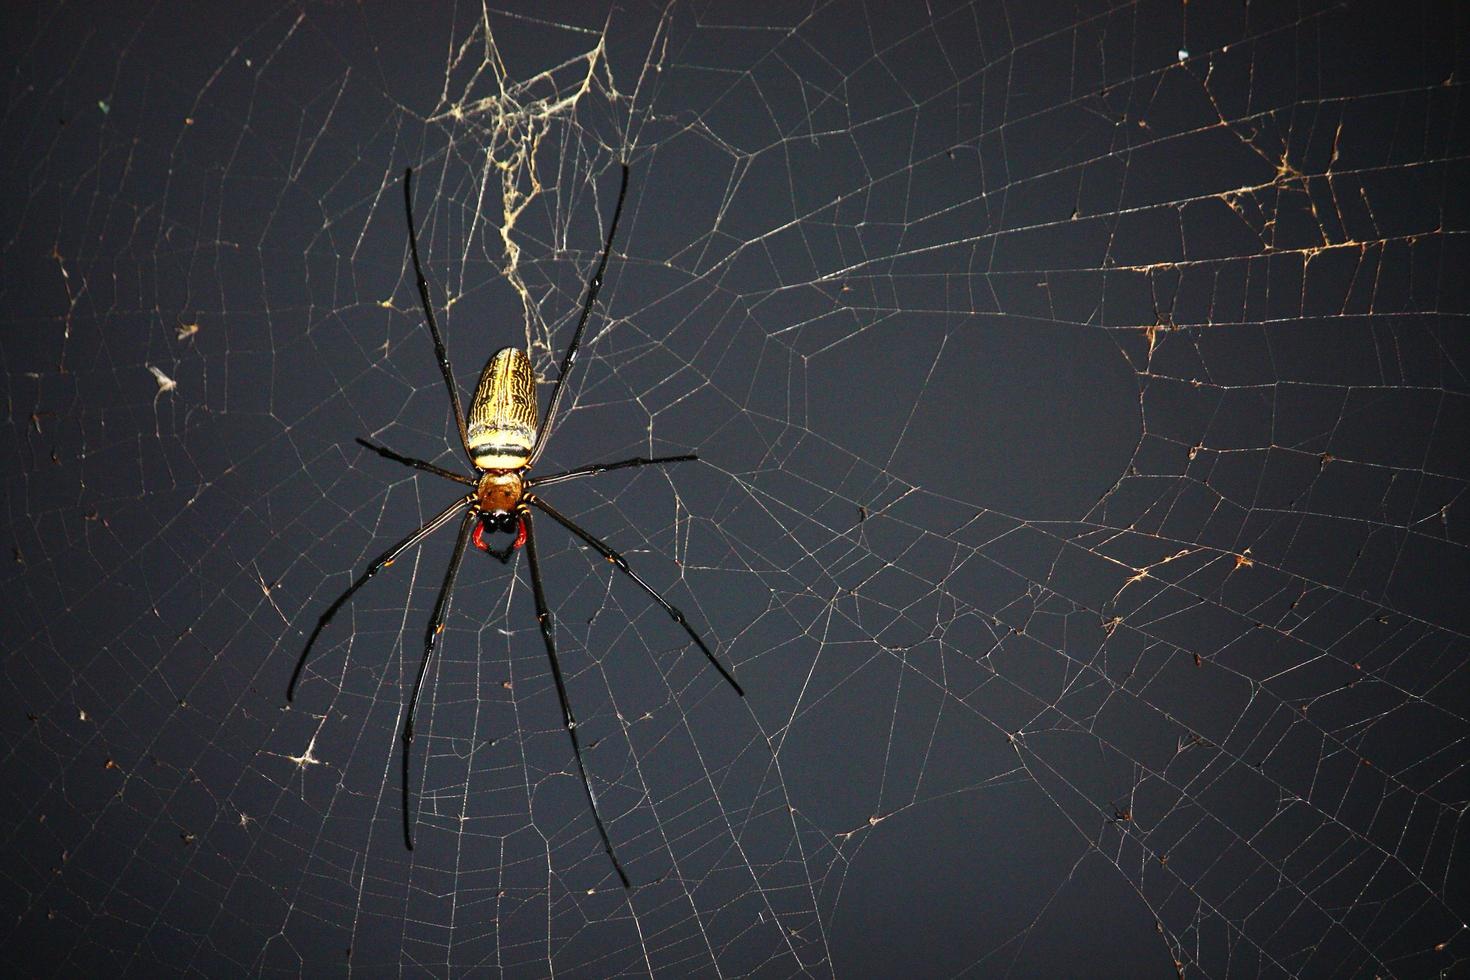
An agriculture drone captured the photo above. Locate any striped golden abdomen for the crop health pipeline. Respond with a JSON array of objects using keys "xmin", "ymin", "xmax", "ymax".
[{"xmin": 467, "ymin": 347, "xmax": 537, "ymax": 470}]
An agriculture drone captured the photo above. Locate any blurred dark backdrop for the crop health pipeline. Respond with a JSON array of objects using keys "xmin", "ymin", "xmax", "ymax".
[{"xmin": 2, "ymin": 2, "xmax": 1466, "ymax": 976}]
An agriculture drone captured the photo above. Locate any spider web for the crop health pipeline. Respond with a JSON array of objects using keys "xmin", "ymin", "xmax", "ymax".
[{"xmin": 3, "ymin": 1, "xmax": 1467, "ymax": 976}]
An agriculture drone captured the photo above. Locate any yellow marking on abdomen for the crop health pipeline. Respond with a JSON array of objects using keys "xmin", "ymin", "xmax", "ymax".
[{"xmin": 467, "ymin": 347, "xmax": 537, "ymax": 470}]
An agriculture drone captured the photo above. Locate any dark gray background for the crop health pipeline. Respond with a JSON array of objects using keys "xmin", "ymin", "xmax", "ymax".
[{"xmin": 3, "ymin": 1, "xmax": 1466, "ymax": 976}]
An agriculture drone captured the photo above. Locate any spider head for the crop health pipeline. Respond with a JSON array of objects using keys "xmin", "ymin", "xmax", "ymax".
[
  {"xmin": 483, "ymin": 510, "xmax": 518, "ymax": 534},
  {"xmin": 475, "ymin": 468, "xmax": 524, "ymax": 512},
  {"xmin": 473, "ymin": 470, "xmax": 526, "ymax": 563},
  {"xmin": 473, "ymin": 508, "xmax": 526, "ymax": 562}
]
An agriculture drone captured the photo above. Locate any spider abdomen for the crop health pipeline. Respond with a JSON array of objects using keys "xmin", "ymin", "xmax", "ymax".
[{"xmin": 467, "ymin": 347, "xmax": 537, "ymax": 470}]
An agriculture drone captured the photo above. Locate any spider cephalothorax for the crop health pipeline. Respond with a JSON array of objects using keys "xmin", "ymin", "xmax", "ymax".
[
  {"xmin": 475, "ymin": 467, "xmax": 525, "ymax": 510},
  {"xmin": 286, "ymin": 164, "xmax": 742, "ymax": 891},
  {"xmin": 471, "ymin": 467, "xmax": 526, "ymax": 560}
]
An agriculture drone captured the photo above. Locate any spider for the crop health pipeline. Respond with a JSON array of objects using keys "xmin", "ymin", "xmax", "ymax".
[{"xmin": 287, "ymin": 163, "xmax": 744, "ymax": 889}]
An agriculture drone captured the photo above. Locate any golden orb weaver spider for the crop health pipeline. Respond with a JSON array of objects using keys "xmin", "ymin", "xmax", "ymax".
[{"xmin": 287, "ymin": 164, "xmax": 744, "ymax": 889}]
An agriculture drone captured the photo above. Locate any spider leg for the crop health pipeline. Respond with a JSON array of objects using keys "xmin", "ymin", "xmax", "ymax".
[
  {"xmin": 403, "ymin": 166, "xmax": 471, "ymax": 460},
  {"xmin": 527, "ymin": 453, "xmax": 697, "ymax": 490},
  {"xmin": 287, "ymin": 494, "xmax": 473, "ymax": 702},
  {"xmin": 527, "ymin": 164, "xmax": 630, "ymax": 468},
  {"xmin": 402, "ymin": 507, "xmax": 476, "ymax": 850},
  {"xmin": 357, "ymin": 437, "xmax": 476, "ymax": 486},
  {"xmin": 528, "ymin": 494, "xmax": 744, "ymax": 698},
  {"xmin": 523, "ymin": 508, "xmax": 632, "ymax": 889}
]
